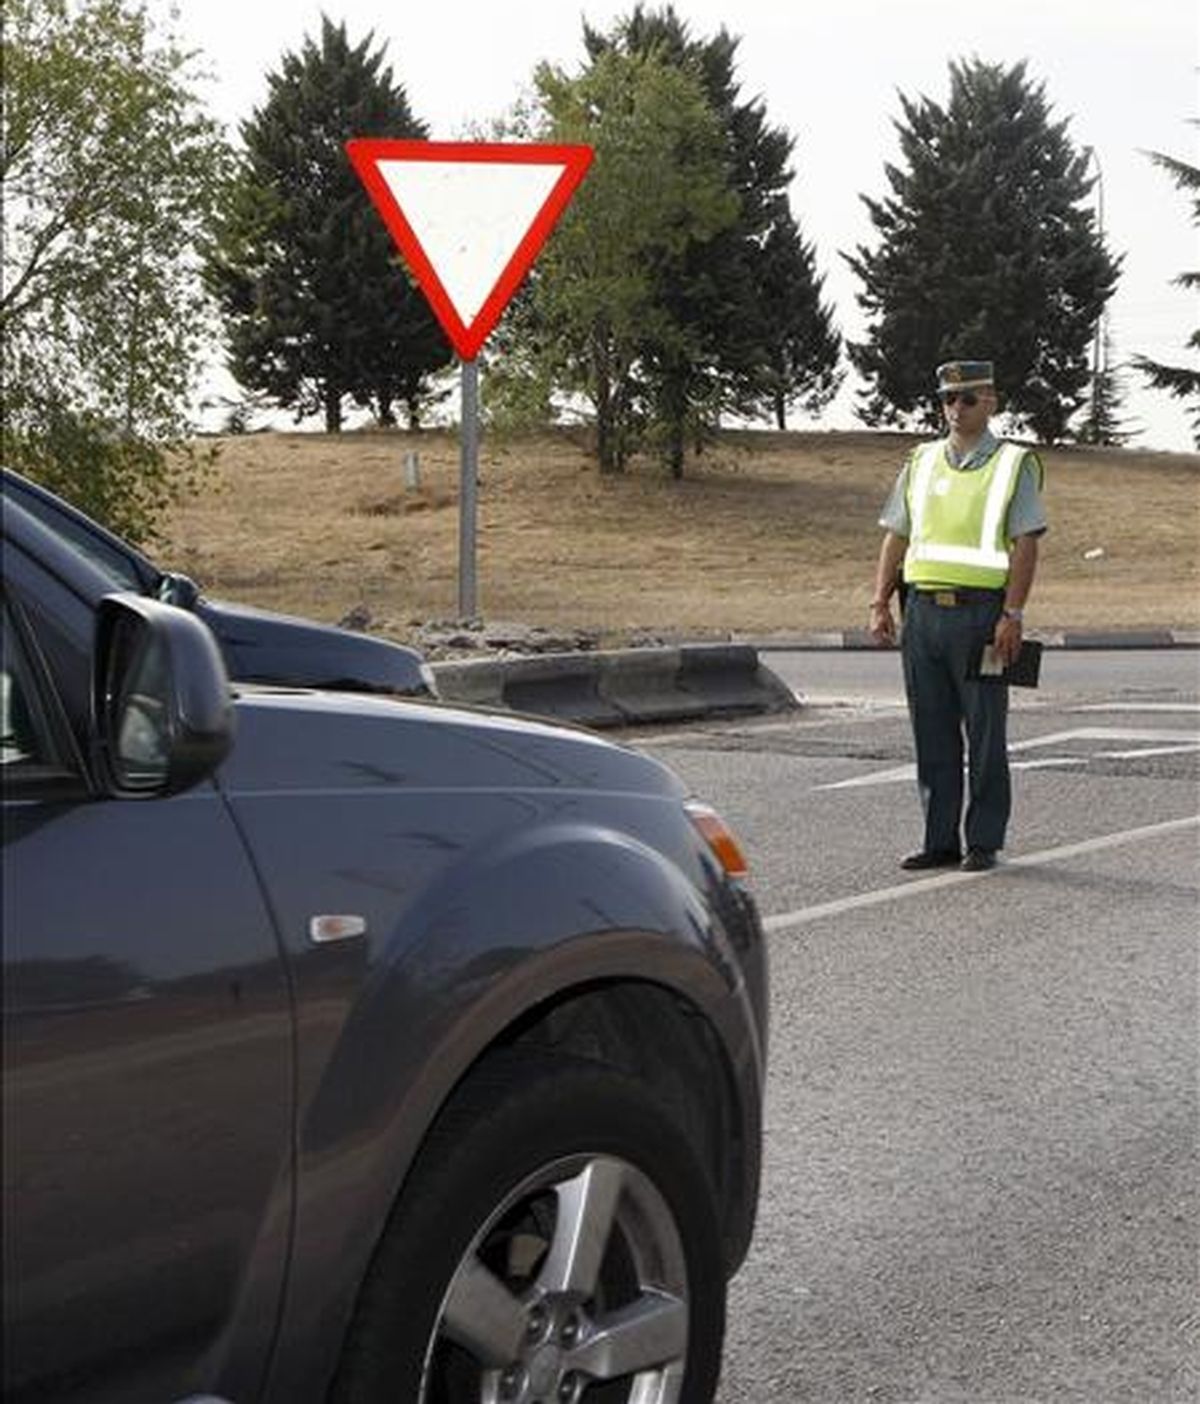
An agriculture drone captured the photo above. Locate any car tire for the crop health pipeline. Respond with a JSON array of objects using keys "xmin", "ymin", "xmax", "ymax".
[{"xmin": 331, "ymin": 1049, "xmax": 726, "ymax": 1404}]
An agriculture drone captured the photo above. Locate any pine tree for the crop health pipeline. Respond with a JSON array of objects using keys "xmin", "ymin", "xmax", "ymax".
[
  {"xmin": 1130, "ymin": 138, "xmax": 1199, "ymax": 448},
  {"xmin": 758, "ymin": 209, "xmax": 843, "ymax": 429},
  {"xmin": 1074, "ymin": 330, "xmax": 1132, "ymax": 446},
  {"xmin": 207, "ymin": 18, "xmax": 450, "ymax": 433},
  {"xmin": 585, "ymin": 6, "xmax": 839, "ymax": 472},
  {"xmin": 845, "ymin": 59, "xmax": 1120, "ymax": 443}
]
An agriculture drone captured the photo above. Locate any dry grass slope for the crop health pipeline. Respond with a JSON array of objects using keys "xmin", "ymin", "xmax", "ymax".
[{"xmin": 164, "ymin": 428, "xmax": 1200, "ymax": 643}]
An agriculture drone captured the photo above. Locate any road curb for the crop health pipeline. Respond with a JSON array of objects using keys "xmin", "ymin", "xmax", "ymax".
[
  {"xmin": 433, "ymin": 645, "xmax": 799, "ymax": 728},
  {"xmin": 747, "ymin": 628, "xmax": 1200, "ymax": 652},
  {"xmin": 430, "ymin": 629, "xmax": 1196, "ymax": 729}
]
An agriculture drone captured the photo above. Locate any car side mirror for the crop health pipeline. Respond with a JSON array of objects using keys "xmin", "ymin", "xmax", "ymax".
[
  {"xmin": 93, "ymin": 594, "xmax": 235, "ymax": 797},
  {"xmin": 157, "ymin": 570, "xmax": 202, "ymax": 610}
]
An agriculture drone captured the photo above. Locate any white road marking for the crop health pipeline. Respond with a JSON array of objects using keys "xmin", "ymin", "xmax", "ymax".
[
  {"xmin": 1093, "ymin": 744, "xmax": 1200, "ymax": 759},
  {"xmin": 817, "ymin": 762, "xmax": 915, "ymax": 790},
  {"xmin": 762, "ymin": 815, "xmax": 1200, "ymax": 933},
  {"xmin": 1010, "ymin": 757, "xmax": 1087, "ymax": 771},
  {"xmin": 1069, "ymin": 703, "xmax": 1200, "ymax": 714},
  {"xmin": 1010, "ymin": 727, "xmax": 1199, "ymax": 748},
  {"xmin": 816, "ymin": 726, "xmax": 1200, "ymax": 791}
]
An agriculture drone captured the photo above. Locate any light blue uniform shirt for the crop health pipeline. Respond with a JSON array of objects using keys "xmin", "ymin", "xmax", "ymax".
[{"xmin": 878, "ymin": 429, "xmax": 1048, "ymax": 539}]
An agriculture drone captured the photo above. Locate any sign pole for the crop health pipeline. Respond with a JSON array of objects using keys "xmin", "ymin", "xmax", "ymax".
[
  {"xmin": 345, "ymin": 139, "xmax": 594, "ymax": 624},
  {"xmin": 458, "ymin": 358, "xmax": 479, "ymax": 620}
]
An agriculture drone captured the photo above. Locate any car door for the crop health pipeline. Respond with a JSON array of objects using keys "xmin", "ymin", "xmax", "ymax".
[{"xmin": 1, "ymin": 577, "xmax": 294, "ymax": 1403}]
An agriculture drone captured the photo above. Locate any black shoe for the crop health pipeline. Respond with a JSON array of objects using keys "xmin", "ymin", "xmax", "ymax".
[
  {"xmin": 961, "ymin": 847, "xmax": 997, "ymax": 871},
  {"xmin": 900, "ymin": 849, "xmax": 962, "ymax": 871}
]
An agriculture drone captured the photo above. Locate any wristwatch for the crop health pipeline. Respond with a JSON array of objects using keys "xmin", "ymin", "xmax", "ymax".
[{"xmin": 1003, "ymin": 607, "xmax": 1024, "ymax": 622}]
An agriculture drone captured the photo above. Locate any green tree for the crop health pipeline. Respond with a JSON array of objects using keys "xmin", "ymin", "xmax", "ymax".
[
  {"xmin": 585, "ymin": 6, "xmax": 840, "ymax": 469},
  {"xmin": 1130, "ymin": 138, "xmax": 1199, "ymax": 448},
  {"xmin": 846, "ymin": 59, "xmax": 1120, "ymax": 443},
  {"xmin": 758, "ymin": 209, "xmax": 843, "ymax": 429},
  {"xmin": 207, "ymin": 17, "xmax": 450, "ymax": 434},
  {"xmin": 1, "ymin": 0, "xmax": 226, "ymax": 541},
  {"xmin": 524, "ymin": 49, "xmax": 738, "ymax": 472},
  {"xmin": 1074, "ymin": 330, "xmax": 1132, "ymax": 446}
]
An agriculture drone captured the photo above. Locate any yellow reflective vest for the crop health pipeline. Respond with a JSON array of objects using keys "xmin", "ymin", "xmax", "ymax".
[{"xmin": 903, "ymin": 440, "xmax": 1027, "ymax": 590}]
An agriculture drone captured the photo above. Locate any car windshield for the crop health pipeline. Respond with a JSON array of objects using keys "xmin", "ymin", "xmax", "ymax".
[{"xmin": 3, "ymin": 476, "xmax": 151, "ymax": 594}]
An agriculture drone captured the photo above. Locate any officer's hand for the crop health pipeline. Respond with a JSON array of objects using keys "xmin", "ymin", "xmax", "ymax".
[
  {"xmin": 993, "ymin": 613, "xmax": 1023, "ymax": 666},
  {"xmin": 869, "ymin": 601, "xmax": 895, "ymax": 646}
]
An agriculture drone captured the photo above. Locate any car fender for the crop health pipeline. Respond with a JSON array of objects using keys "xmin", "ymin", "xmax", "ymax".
[{"xmin": 262, "ymin": 819, "xmax": 761, "ymax": 1404}]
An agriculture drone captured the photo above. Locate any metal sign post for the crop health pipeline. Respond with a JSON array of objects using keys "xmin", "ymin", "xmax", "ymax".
[
  {"xmin": 458, "ymin": 358, "xmax": 479, "ymax": 620},
  {"xmin": 345, "ymin": 140, "xmax": 593, "ymax": 624}
]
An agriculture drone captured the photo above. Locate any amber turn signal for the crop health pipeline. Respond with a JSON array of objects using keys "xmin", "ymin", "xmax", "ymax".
[{"xmin": 685, "ymin": 801, "xmax": 749, "ymax": 879}]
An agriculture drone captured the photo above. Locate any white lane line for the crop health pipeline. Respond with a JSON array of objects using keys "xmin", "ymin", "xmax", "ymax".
[
  {"xmin": 817, "ymin": 762, "xmax": 915, "ymax": 790},
  {"xmin": 817, "ymin": 755, "xmax": 1091, "ymax": 790},
  {"xmin": 816, "ymin": 726, "xmax": 1200, "ymax": 791},
  {"xmin": 1093, "ymin": 744, "xmax": 1200, "ymax": 759},
  {"xmin": 1009, "ymin": 727, "xmax": 1200, "ymax": 749},
  {"xmin": 762, "ymin": 814, "xmax": 1200, "ymax": 933},
  {"xmin": 1010, "ymin": 757, "xmax": 1088, "ymax": 771},
  {"xmin": 1070, "ymin": 703, "xmax": 1200, "ymax": 714}
]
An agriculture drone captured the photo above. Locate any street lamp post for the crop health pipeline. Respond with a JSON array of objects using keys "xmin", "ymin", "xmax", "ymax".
[{"xmin": 1083, "ymin": 145, "xmax": 1106, "ymax": 435}]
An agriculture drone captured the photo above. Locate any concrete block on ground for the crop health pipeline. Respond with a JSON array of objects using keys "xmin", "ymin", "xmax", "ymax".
[
  {"xmin": 434, "ymin": 644, "xmax": 798, "ymax": 728},
  {"xmin": 597, "ymin": 649, "xmax": 698, "ymax": 724},
  {"xmin": 677, "ymin": 644, "xmax": 798, "ymax": 715},
  {"xmin": 498, "ymin": 653, "xmax": 624, "ymax": 727},
  {"xmin": 428, "ymin": 658, "xmax": 506, "ymax": 708}
]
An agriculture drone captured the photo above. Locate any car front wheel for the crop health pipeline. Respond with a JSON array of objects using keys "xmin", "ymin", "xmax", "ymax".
[{"xmin": 332, "ymin": 1052, "xmax": 726, "ymax": 1404}]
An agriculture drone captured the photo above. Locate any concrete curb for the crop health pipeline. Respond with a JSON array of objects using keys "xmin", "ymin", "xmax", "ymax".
[
  {"xmin": 430, "ymin": 629, "xmax": 1196, "ymax": 730},
  {"xmin": 432, "ymin": 644, "xmax": 799, "ymax": 729},
  {"xmin": 747, "ymin": 628, "xmax": 1200, "ymax": 652}
]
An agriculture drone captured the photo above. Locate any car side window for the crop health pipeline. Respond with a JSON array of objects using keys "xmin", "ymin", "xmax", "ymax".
[
  {"xmin": 1, "ymin": 599, "xmax": 72, "ymax": 778},
  {"xmin": 3, "ymin": 537, "xmax": 98, "ymax": 740},
  {"xmin": 4, "ymin": 477, "xmax": 149, "ymax": 593}
]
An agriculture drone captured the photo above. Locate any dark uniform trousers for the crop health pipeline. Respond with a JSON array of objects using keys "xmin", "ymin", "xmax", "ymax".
[{"xmin": 901, "ymin": 589, "xmax": 1010, "ymax": 854}]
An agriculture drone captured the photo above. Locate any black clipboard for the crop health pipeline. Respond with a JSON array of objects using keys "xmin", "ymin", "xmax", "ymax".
[{"xmin": 968, "ymin": 638, "xmax": 1043, "ymax": 688}]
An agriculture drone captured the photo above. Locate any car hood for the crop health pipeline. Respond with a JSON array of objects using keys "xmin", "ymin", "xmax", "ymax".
[
  {"xmin": 220, "ymin": 686, "xmax": 686, "ymax": 798},
  {"xmin": 197, "ymin": 597, "xmax": 433, "ymax": 698}
]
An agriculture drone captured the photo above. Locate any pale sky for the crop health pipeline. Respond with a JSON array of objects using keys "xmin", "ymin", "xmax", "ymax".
[{"xmin": 177, "ymin": 0, "xmax": 1198, "ymax": 451}]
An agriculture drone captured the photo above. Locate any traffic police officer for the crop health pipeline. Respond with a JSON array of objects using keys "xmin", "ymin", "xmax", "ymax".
[{"xmin": 869, "ymin": 359, "xmax": 1047, "ymax": 871}]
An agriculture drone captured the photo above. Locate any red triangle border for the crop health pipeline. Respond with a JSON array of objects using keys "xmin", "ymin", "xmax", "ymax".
[{"xmin": 346, "ymin": 139, "xmax": 594, "ymax": 361}]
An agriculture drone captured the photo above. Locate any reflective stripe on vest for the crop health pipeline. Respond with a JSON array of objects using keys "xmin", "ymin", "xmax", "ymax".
[{"xmin": 905, "ymin": 441, "xmax": 1024, "ymax": 585}]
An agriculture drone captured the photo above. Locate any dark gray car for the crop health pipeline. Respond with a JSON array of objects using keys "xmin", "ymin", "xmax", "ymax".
[{"xmin": 1, "ymin": 479, "xmax": 768, "ymax": 1404}]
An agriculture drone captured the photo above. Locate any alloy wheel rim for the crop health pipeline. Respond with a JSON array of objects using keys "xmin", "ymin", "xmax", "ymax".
[{"xmin": 421, "ymin": 1153, "xmax": 690, "ymax": 1403}]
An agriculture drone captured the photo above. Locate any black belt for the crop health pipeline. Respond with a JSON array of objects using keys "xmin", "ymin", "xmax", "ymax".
[{"xmin": 916, "ymin": 588, "xmax": 1003, "ymax": 607}]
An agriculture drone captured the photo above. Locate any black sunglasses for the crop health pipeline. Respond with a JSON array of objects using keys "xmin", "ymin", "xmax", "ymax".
[{"xmin": 940, "ymin": 390, "xmax": 979, "ymax": 407}]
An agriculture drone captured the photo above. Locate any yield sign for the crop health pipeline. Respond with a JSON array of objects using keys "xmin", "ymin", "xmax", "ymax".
[{"xmin": 345, "ymin": 139, "xmax": 594, "ymax": 360}]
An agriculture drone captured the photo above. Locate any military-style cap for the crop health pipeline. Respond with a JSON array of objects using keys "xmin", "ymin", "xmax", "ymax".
[{"xmin": 937, "ymin": 360, "xmax": 994, "ymax": 392}]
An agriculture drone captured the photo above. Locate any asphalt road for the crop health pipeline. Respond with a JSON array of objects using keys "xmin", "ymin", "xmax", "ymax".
[{"xmin": 636, "ymin": 650, "xmax": 1199, "ymax": 1403}]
